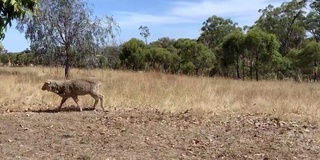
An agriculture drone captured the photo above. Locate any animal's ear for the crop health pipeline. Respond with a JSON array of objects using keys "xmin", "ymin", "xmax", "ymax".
[{"xmin": 45, "ymin": 80, "xmax": 52, "ymax": 84}]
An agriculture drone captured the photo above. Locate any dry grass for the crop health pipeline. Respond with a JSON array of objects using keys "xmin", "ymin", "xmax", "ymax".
[
  {"xmin": 0, "ymin": 66, "xmax": 320, "ymax": 123},
  {"xmin": 1, "ymin": 66, "xmax": 320, "ymax": 159}
]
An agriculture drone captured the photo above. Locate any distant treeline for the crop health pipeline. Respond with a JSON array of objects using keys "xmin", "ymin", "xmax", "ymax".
[{"xmin": 2, "ymin": 0, "xmax": 320, "ymax": 82}]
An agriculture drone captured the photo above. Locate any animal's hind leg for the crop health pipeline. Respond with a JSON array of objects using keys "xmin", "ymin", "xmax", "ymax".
[
  {"xmin": 72, "ymin": 95, "xmax": 82, "ymax": 112},
  {"xmin": 90, "ymin": 93, "xmax": 105, "ymax": 111},
  {"xmin": 99, "ymin": 94, "xmax": 105, "ymax": 112},
  {"xmin": 91, "ymin": 95, "xmax": 99, "ymax": 110}
]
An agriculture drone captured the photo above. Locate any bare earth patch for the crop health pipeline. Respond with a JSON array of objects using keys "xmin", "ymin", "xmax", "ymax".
[{"xmin": 0, "ymin": 108, "xmax": 319, "ymax": 160}]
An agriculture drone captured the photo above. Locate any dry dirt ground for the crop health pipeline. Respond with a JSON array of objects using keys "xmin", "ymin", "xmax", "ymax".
[{"xmin": 0, "ymin": 107, "xmax": 319, "ymax": 160}]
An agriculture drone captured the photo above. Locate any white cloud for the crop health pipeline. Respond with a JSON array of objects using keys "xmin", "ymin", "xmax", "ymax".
[
  {"xmin": 114, "ymin": 0, "xmax": 285, "ymax": 28},
  {"xmin": 114, "ymin": 11, "xmax": 194, "ymax": 27},
  {"xmin": 168, "ymin": 0, "xmax": 285, "ymax": 22}
]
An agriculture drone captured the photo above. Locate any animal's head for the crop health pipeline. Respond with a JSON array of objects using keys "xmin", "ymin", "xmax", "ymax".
[{"xmin": 41, "ymin": 80, "xmax": 58, "ymax": 92}]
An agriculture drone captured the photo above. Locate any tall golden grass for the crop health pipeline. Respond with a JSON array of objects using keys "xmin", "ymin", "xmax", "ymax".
[{"xmin": 0, "ymin": 66, "xmax": 319, "ymax": 123}]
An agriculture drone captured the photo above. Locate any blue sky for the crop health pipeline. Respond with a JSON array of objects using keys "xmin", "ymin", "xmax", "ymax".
[{"xmin": 2, "ymin": 0, "xmax": 286, "ymax": 52}]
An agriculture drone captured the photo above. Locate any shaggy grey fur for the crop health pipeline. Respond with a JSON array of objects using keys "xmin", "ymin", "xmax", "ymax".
[{"xmin": 41, "ymin": 79, "xmax": 105, "ymax": 112}]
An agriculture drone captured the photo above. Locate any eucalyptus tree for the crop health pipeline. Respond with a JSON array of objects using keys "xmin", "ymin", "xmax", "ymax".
[
  {"xmin": 119, "ymin": 38, "xmax": 146, "ymax": 70},
  {"xmin": 297, "ymin": 40, "xmax": 320, "ymax": 81},
  {"xmin": 306, "ymin": 0, "xmax": 320, "ymax": 42},
  {"xmin": 139, "ymin": 25, "xmax": 150, "ymax": 45},
  {"xmin": 221, "ymin": 31, "xmax": 246, "ymax": 79},
  {"xmin": 198, "ymin": 15, "xmax": 241, "ymax": 51},
  {"xmin": 174, "ymin": 38, "xmax": 216, "ymax": 76},
  {"xmin": 16, "ymin": 0, "xmax": 120, "ymax": 78},
  {"xmin": 149, "ymin": 37, "xmax": 178, "ymax": 54},
  {"xmin": 245, "ymin": 27, "xmax": 282, "ymax": 81},
  {"xmin": 144, "ymin": 47, "xmax": 177, "ymax": 72},
  {"xmin": 255, "ymin": 0, "xmax": 307, "ymax": 55}
]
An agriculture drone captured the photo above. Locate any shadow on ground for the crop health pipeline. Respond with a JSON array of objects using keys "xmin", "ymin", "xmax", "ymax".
[{"xmin": 30, "ymin": 105, "xmax": 95, "ymax": 113}]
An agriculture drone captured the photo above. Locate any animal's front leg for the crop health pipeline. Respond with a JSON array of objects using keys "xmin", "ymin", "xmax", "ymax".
[{"xmin": 58, "ymin": 97, "xmax": 68, "ymax": 110}]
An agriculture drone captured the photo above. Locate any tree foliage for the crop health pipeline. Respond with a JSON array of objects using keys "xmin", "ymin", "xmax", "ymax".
[
  {"xmin": 306, "ymin": 0, "xmax": 320, "ymax": 42},
  {"xmin": 254, "ymin": 0, "xmax": 307, "ymax": 55},
  {"xmin": 119, "ymin": 37, "xmax": 215, "ymax": 76},
  {"xmin": 221, "ymin": 31, "xmax": 245, "ymax": 79},
  {"xmin": 0, "ymin": 0, "xmax": 39, "ymax": 39},
  {"xmin": 139, "ymin": 25, "xmax": 150, "ymax": 45},
  {"xmin": 174, "ymin": 39, "xmax": 216, "ymax": 76},
  {"xmin": 198, "ymin": 15, "xmax": 241, "ymax": 50},
  {"xmin": 297, "ymin": 40, "xmax": 320, "ymax": 81},
  {"xmin": 120, "ymin": 38, "xmax": 146, "ymax": 70},
  {"xmin": 245, "ymin": 27, "xmax": 281, "ymax": 81}
]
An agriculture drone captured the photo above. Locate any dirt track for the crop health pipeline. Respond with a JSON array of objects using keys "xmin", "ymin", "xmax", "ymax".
[{"xmin": 0, "ymin": 107, "xmax": 319, "ymax": 160}]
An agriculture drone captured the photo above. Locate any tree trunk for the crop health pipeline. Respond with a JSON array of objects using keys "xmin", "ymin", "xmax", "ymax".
[
  {"xmin": 64, "ymin": 44, "xmax": 71, "ymax": 79},
  {"xmin": 255, "ymin": 53, "xmax": 259, "ymax": 81},
  {"xmin": 282, "ymin": 11, "xmax": 301, "ymax": 55},
  {"xmin": 65, "ymin": 57, "xmax": 70, "ymax": 79},
  {"xmin": 314, "ymin": 61, "xmax": 317, "ymax": 82},
  {"xmin": 242, "ymin": 58, "xmax": 245, "ymax": 81},
  {"xmin": 236, "ymin": 54, "xmax": 240, "ymax": 79},
  {"xmin": 250, "ymin": 62, "xmax": 253, "ymax": 81}
]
